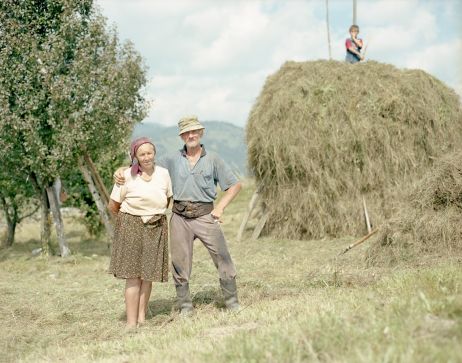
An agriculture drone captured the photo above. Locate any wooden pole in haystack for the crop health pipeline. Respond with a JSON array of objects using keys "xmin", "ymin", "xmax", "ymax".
[
  {"xmin": 325, "ymin": 0, "xmax": 332, "ymax": 60},
  {"xmin": 251, "ymin": 208, "xmax": 269, "ymax": 240},
  {"xmin": 237, "ymin": 187, "xmax": 261, "ymax": 242},
  {"xmin": 353, "ymin": 0, "xmax": 357, "ymax": 24}
]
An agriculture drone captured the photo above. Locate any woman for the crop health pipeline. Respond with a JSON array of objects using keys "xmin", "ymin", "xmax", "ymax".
[{"xmin": 108, "ymin": 137, "xmax": 172, "ymax": 328}]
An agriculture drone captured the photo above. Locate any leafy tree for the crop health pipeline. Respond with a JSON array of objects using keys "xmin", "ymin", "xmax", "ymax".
[{"xmin": 0, "ymin": 0, "xmax": 147, "ymax": 254}]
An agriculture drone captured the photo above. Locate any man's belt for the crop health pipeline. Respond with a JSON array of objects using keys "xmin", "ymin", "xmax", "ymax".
[{"xmin": 172, "ymin": 201, "xmax": 213, "ymax": 219}]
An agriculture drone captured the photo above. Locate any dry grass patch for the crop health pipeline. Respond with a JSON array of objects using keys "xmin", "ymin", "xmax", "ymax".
[{"xmin": 0, "ymin": 180, "xmax": 461, "ymax": 362}]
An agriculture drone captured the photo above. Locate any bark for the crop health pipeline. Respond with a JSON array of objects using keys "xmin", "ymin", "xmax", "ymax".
[
  {"xmin": 40, "ymin": 187, "xmax": 52, "ymax": 255},
  {"xmin": 79, "ymin": 160, "xmax": 114, "ymax": 240},
  {"xmin": 46, "ymin": 185, "xmax": 71, "ymax": 257},
  {"xmin": 0, "ymin": 195, "xmax": 17, "ymax": 247}
]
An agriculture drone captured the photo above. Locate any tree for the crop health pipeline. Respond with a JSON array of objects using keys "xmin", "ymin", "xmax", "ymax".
[
  {"xmin": 0, "ymin": 174, "xmax": 39, "ymax": 248},
  {"xmin": 0, "ymin": 0, "xmax": 147, "ymax": 254}
]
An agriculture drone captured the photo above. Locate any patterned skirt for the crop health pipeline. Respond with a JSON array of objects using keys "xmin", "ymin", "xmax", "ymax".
[{"xmin": 109, "ymin": 212, "xmax": 169, "ymax": 282}]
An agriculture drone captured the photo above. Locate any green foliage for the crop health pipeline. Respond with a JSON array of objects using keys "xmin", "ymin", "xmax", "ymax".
[
  {"xmin": 61, "ymin": 151, "xmax": 129, "ymax": 236},
  {"xmin": 0, "ymin": 0, "xmax": 147, "ymax": 242}
]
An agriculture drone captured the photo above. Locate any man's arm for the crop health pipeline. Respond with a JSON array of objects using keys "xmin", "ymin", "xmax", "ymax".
[
  {"xmin": 114, "ymin": 166, "xmax": 129, "ymax": 185},
  {"xmin": 352, "ymin": 37, "xmax": 363, "ymax": 48},
  {"xmin": 347, "ymin": 45, "xmax": 364, "ymax": 60},
  {"xmin": 211, "ymin": 182, "xmax": 242, "ymax": 220}
]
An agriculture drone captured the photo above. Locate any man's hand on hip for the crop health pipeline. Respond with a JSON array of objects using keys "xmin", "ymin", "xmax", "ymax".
[{"xmin": 211, "ymin": 207, "xmax": 224, "ymax": 222}]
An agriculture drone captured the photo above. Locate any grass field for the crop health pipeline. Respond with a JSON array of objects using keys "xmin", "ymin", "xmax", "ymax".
[{"xmin": 1, "ymin": 181, "xmax": 461, "ymax": 363}]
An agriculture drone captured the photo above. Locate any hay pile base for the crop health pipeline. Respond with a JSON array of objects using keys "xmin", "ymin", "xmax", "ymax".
[
  {"xmin": 246, "ymin": 60, "xmax": 462, "ymax": 239},
  {"xmin": 367, "ymin": 150, "xmax": 462, "ymax": 265}
]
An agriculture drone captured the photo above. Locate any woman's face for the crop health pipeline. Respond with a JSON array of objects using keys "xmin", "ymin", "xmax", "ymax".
[{"xmin": 136, "ymin": 143, "xmax": 155, "ymax": 169}]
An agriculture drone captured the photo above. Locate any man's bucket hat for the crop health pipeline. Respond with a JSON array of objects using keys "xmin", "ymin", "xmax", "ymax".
[{"xmin": 178, "ymin": 115, "xmax": 205, "ymax": 135}]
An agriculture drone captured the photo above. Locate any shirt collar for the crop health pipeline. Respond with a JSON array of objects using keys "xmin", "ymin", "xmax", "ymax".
[{"xmin": 180, "ymin": 144, "xmax": 207, "ymax": 158}]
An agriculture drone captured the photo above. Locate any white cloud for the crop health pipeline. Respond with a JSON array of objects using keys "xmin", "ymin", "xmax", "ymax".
[
  {"xmin": 96, "ymin": 0, "xmax": 461, "ymax": 126},
  {"xmin": 405, "ymin": 39, "xmax": 462, "ymax": 92}
]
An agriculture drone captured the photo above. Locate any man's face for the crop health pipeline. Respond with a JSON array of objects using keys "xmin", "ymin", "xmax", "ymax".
[{"xmin": 180, "ymin": 129, "xmax": 203, "ymax": 148}]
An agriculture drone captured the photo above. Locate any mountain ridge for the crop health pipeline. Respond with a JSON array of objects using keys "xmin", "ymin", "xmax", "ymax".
[{"xmin": 132, "ymin": 121, "xmax": 247, "ymax": 176}]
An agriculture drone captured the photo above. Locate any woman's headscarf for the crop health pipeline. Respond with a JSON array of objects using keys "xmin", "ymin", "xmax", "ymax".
[{"xmin": 130, "ymin": 137, "xmax": 156, "ymax": 176}]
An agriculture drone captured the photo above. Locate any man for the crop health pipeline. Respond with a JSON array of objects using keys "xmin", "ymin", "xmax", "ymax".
[
  {"xmin": 345, "ymin": 24, "xmax": 364, "ymax": 64},
  {"xmin": 114, "ymin": 116, "xmax": 242, "ymax": 314}
]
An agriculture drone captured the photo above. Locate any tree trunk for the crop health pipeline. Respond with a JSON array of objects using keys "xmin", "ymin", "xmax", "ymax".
[
  {"xmin": 83, "ymin": 153, "xmax": 110, "ymax": 206},
  {"xmin": 0, "ymin": 195, "xmax": 17, "ymax": 248},
  {"xmin": 4, "ymin": 220, "xmax": 16, "ymax": 247},
  {"xmin": 40, "ymin": 188, "xmax": 52, "ymax": 255},
  {"xmin": 79, "ymin": 160, "xmax": 114, "ymax": 240},
  {"xmin": 46, "ymin": 185, "xmax": 71, "ymax": 257}
]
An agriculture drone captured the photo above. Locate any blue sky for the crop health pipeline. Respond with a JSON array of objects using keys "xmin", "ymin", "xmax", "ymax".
[{"xmin": 97, "ymin": 0, "xmax": 462, "ymax": 127}]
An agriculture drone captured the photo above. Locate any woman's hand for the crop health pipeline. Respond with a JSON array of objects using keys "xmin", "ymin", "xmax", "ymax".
[{"xmin": 108, "ymin": 200, "xmax": 121, "ymax": 215}]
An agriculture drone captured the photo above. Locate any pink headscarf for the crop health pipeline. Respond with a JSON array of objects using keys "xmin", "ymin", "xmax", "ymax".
[{"xmin": 130, "ymin": 137, "xmax": 156, "ymax": 176}]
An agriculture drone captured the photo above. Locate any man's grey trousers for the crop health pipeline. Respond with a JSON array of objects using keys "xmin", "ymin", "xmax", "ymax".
[{"xmin": 170, "ymin": 213, "xmax": 237, "ymax": 286}]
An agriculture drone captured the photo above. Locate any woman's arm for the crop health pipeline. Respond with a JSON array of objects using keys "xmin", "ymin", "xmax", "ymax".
[{"xmin": 108, "ymin": 199, "xmax": 121, "ymax": 216}]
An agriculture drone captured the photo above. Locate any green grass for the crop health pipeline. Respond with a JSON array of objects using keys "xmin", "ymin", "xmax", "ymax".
[{"xmin": 1, "ymin": 180, "xmax": 461, "ymax": 362}]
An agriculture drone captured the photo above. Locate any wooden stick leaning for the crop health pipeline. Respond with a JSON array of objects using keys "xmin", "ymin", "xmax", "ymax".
[
  {"xmin": 362, "ymin": 196, "xmax": 372, "ymax": 234},
  {"xmin": 338, "ymin": 228, "xmax": 378, "ymax": 256}
]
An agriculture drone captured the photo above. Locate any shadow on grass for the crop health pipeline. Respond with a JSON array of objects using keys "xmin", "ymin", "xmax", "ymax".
[
  {"xmin": 192, "ymin": 287, "xmax": 225, "ymax": 309},
  {"xmin": 0, "ymin": 236, "xmax": 110, "ymax": 262},
  {"xmin": 148, "ymin": 298, "xmax": 176, "ymax": 317},
  {"xmin": 70, "ymin": 237, "xmax": 111, "ymax": 257},
  {"xmin": 0, "ymin": 238, "xmax": 44, "ymax": 262},
  {"xmin": 142, "ymin": 288, "xmax": 225, "ymax": 319}
]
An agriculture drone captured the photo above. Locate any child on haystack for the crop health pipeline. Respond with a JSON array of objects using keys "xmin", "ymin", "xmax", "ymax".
[{"xmin": 345, "ymin": 24, "xmax": 364, "ymax": 64}]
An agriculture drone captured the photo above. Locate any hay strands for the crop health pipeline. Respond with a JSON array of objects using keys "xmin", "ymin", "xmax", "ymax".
[{"xmin": 338, "ymin": 228, "xmax": 378, "ymax": 256}]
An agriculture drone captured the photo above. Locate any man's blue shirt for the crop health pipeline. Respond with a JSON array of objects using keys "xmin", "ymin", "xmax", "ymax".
[{"xmin": 157, "ymin": 145, "xmax": 238, "ymax": 202}]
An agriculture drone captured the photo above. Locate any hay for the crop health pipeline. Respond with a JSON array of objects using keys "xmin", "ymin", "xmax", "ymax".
[
  {"xmin": 246, "ymin": 60, "xmax": 462, "ymax": 239},
  {"xmin": 366, "ymin": 150, "xmax": 462, "ymax": 265}
]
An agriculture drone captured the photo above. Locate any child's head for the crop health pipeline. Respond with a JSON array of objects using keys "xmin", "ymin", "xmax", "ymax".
[{"xmin": 349, "ymin": 24, "xmax": 359, "ymax": 36}]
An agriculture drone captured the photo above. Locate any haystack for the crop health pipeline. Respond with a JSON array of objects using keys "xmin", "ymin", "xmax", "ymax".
[
  {"xmin": 366, "ymin": 150, "xmax": 462, "ymax": 265},
  {"xmin": 246, "ymin": 60, "xmax": 462, "ymax": 239}
]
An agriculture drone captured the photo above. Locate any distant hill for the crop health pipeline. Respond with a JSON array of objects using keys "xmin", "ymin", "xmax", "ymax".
[{"xmin": 132, "ymin": 121, "xmax": 247, "ymax": 176}]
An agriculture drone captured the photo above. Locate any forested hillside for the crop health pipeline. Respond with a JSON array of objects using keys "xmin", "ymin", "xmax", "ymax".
[{"xmin": 133, "ymin": 121, "xmax": 247, "ymax": 176}]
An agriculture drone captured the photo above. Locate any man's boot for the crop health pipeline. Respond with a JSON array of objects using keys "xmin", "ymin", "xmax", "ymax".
[
  {"xmin": 175, "ymin": 283, "xmax": 193, "ymax": 315},
  {"xmin": 219, "ymin": 277, "xmax": 240, "ymax": 311}
]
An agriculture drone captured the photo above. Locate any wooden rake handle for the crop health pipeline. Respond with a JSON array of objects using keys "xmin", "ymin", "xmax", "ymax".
[{"xmin": 339, "ymin": 228, "xmax": 378, "ymax": 256}]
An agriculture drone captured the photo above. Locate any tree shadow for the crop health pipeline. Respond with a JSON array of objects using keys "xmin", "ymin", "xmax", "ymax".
[{"xmin": 0, "ymin": 238, "xmax": 44, "ymax": 262}]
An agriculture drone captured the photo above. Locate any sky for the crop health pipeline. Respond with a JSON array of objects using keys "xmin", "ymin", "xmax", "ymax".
[{"xmin": 96, "ymin": 0, "xmax": 462, "ymax": 127}]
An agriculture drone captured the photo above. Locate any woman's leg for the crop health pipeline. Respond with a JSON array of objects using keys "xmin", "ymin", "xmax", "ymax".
[
  {"xmin": 125, "ymin": 278, "xmax": 141, "ymax": 327},
  {"xmin": 138, "ymin": 280, "xmax": 152, "ymax": 324}
]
